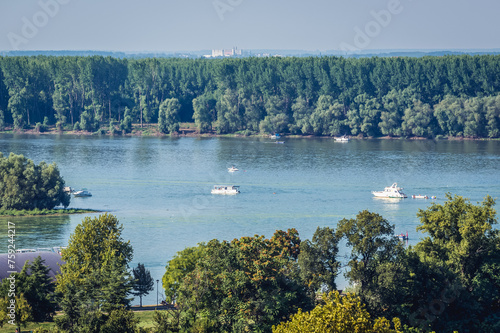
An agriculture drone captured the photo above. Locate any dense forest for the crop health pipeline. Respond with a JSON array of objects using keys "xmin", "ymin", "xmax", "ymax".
[{"xmin": 0, "ymin": 55, "xmax": 500, "ymax": 137}]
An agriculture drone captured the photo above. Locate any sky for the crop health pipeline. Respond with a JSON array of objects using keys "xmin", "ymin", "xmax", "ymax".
[{"xmin": 1, "ymin": 0, "xmax": 499, "ymax": 53}]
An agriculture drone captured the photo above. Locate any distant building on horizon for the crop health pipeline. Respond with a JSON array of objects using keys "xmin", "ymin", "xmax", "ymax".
[{"xmin": 209, "ymin": 47, "xmax": 242, "ymax": 58}]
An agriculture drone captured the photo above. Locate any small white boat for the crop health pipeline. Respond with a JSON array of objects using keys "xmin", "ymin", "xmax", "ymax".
[
  {"xmin": 372, "ymin": 183, "xmax": 407, "ymax": 198},
  {"xmin": 335, "ymin": 135, "xmax": 349, "ymax": 142},
  {"xmin": 412, "ymin": 194, "xmax": 429, "ymax": 199},
  {"xmin": 228, "ymin": 166, "xmax": 239, "ymax": 172},
  {"xmin": 211, "ymin": 185, "xmax": 240, "ymax": 195},
  {"xmin": 270, "ymin": 133, "xmax": 281, "ymax": 139},
  {"xmin": 72, "ymin": 189, "xmax": 92, "ymax": 197}
]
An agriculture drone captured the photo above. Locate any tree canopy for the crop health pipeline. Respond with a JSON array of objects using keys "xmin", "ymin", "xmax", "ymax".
[
  {"xmin": 55, "ymin": 213, "xmax": 135, "ymax": 332},
  {"xmin": 0, "ymin": 152, "xmax": 70, "ymax": 210}
]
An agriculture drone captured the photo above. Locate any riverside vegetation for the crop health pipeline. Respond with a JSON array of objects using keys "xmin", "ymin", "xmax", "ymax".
[
  {"xmin": 0, "ymin": 55, "xmax": 499, "ymax": 138},
  {"xmin": 0, "ymin": 152, "xmax": 96, "ymax": 216},
  {"xmin": 0, "ymin": 194, "xmax": 498, "ymax": 332}
]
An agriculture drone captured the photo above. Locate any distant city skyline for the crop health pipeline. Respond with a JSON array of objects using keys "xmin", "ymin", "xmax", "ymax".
[{"xmin": 1, "ymin": 0, "xmax": 499, "ymax": 53}]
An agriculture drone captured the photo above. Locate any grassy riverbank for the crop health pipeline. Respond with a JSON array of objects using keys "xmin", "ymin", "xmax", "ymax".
[{"xmin": 0, "ymin": 208, "xmax": 100, "ymax": 217}]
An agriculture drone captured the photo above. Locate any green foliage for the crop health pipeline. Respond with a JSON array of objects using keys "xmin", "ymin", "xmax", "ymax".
[
  {"xmin": 0, "ymin": 293, "xmax": 32, "ymax": 331},
  {"xmin": 413, "ymin": 194, "xmax": 500, "ymax": 332},
  {"xmin": 272, "ymin": 291, "xmax": 403, "ymax": 333},
  {"xmin": 120, "ymin": 107, "xmax": 133, "ymax": 133},
  {"xmin": 158, "ymin": 98, "xmax": 180, "ymax": 134},
  {"xmin": 55, "ymin": 213, "xmax": 134, "ymax": 332},
  {"xmin": 162, "ymin": 244, "xmax": 205, "ymax": 304},
  {"xmin": 169, "ymin": 229, "xmax": 310, "ymax": 332},
  {"xmin": 99, "ymin": 307, "xmax": 139, "ymax": 333},
  {"xmin": 193, "ymin": 95, "xmax": 216, "ymax": 133},
  {"xmin": 131, "ymin": 263, "xmax": 154, "ymax": 307},
  {"xmin": 1, "ymin": 55, "xmax": 500, "ymax": 137},
  {"xmin": 0, "ymin": 153, "xmax": 70, "ymax": 210},
  {"xmin": 336, "ymin": 210, "xmax": 404, "ymax": 315},
  {"xmin": 298, "ymin": 226, "xmax": 340, "ymax": 295},
  {"xmin": 0, "ymin": 257, "xmax": 56, "ymax": 322}
]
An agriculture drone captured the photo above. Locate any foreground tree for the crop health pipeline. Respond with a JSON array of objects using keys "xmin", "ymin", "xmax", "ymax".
[
  {"xmin": 272, "ymin": 291, "xmax": 403, "ymax": 333},
  {"xmin": 414, "ymin": 194, "xmax": 500, "ymax": 332},
  {"xmin": 298, "ymin": 226, "xmax": 341, "ymax": 296},
  {"xmin": 171, "ymin": 229, "xmax": 311, "ymax": 332},
  {"xmin": 131, "ymin": 263, "xmax": 154, "ymax": 307},
  {"xmin": 55, "ymin": 213, "xmax": 135, "ymax": 332},
  {"xmin": 0, "ymin": 257, "xmax": 56, "ymax": 322},
  {"xmin": 0, "ymin": 293, "xmax": 32, "ymax": 332},
  {"xmin": 336, "ymin": 210, "xmax": 403, "ymax": 316},
  {"xmin": 0, "ymin": 153, "xmax": 70, "ymax": 210},
  {"xmin": 162, "ymin": 244, "xmax": 205, "ymax": 304}
]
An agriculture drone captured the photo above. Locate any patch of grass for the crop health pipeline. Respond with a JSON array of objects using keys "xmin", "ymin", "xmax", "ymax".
[
  {"xmin": 0, "ymin": 310, "xmax": 170, "ymax": 332},
  {"xmin": 0, "ymin": 208, "xmax": 100, "ymax": 217},
  {"xmin": 0, "ymin": 321, "xmax": 55, "ymax": 333}
]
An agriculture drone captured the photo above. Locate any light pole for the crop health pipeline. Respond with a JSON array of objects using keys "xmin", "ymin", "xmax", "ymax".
[{"xmin": 156, "ymin": 279, "xmax": 159, "ymax": 306}]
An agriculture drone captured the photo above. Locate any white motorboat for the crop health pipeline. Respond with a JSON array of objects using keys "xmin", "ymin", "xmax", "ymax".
[
  {"xmin": 72, "ymin": 189, "xmax": 92, "ymax": 197},
  {"xmin": 211, "ymin": 185, "xmax": 240, "ymax": 195},
  {"xmin": 228, "ymin": 166, "xmax": 239, "ymax": 172},
  {"xmin": 335, "ymin": 135, "xmax": 349, "ymax": 142},
  {"xmin": 372, "ymin": 183, "xmax": 407, "ymax": 198}
]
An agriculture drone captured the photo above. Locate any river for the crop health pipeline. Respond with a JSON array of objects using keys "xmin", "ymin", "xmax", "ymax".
[{"xmin": 0, "ymin": 134, "xmax": 499, "ymax": 305}]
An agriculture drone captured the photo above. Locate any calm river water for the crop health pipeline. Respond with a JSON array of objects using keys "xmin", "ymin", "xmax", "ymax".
[{"xmin": 1, "ymin": 134, "xmax": 499, "ymax": 305}]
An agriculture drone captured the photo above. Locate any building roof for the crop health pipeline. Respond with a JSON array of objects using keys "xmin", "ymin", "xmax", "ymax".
[{"xmin": 0, "ymin": 252, "xmax": 65, "ymax": 281}]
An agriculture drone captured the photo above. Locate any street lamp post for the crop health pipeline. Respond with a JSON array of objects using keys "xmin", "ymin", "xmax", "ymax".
[{"xmin": 156, "ymin": 279, "xmax": 159, "ymax": 306}]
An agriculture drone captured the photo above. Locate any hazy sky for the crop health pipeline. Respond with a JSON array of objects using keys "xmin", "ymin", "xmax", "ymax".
[{"xmin": 1, "ymin": 0, "xmax": 499, "ymax": 52}]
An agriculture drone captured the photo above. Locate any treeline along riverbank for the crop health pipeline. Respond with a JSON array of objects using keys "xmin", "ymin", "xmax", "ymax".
[{"xmin": 0, "ymin": 55, "xmax": 499, "ymax": 138}]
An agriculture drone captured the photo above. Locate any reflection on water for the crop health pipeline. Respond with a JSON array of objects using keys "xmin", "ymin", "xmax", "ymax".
[
  {"xmin": 0, "ymin": 215, "xmax": 72, "ymax": 252},
  {"xmin": 372, "ymin": 197, "xmax": 405, "ymax": 210}
]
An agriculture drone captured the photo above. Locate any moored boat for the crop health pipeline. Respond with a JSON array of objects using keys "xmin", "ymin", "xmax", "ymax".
[
  {"xmin": 228, "ymin": 166, "xmax": 239, "ymax": 172},
  {"xmin": 72, "ymin": 189, "xmax": 92, "ymax": 197},
  {"xmin": 335, "ymin": 135, "xmax": 349, "ymax": 142},
  {"xmin": 372, "ymin": 183, "xmax": 407, "ymax": 198},
  {"xmin": 412, "ymin": 194, "xmax": 429, "ymax": 199},
  {"xmin": 211, "ymin": 185, "xmax": 240, "ymax": 195}
]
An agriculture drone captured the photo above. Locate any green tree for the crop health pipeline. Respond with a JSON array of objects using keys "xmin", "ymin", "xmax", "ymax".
[
  {"xmin": 259, "ymin": 95, "xmax": 289, "ymax": 134},
  {"xmin": 414, "ymin": 194, "xmax": 500, "ymax": 332},
  {"xmin": 0, "ymin": 153, "xmax": 70, "ymax": 210},
  {"xmin": 158, "ymin": 98, "xmax": 180, "ymax": 134},
  {"xmin": 192, "ymin": 94, "xmax": 216, "ymax": 133},
  {"xmin": 175, "ymin": 229, "xmax": 310, "ymax": 333},
  {"xmin": 289, "ymin": 96, "xmax": 312, "ymax": 134},
  {"xmin": 55, "ymin": 213, "xmax": 134, "ymax": 332},
  {"xmin": 298, "ymin": 226, "xmax": 340, "ymax": 296},
  {"xmin": 0, "ymin": 293, "xmax": 32, "ymax": 332},
  {"xmin": 337, "ymin": 210, "xmax": 402, "ymax": 313},
  {"xmin": 272, "ymin": 291, "xmax": 402, "ymax": 333},
  {"xmin": 483, "ymin": 95, "xmax": 500, "ymax": 138},
  {"xmin": 120, "ymin": 107, "xmax": 133, "ymax": 134},
  {"xmin": 162, "ymin": 244, "xmax": 205, "ymax": 304},
  {"xmin": 131, "ymin": 263, "xmax": 154, "ymax": 307},
  {"xmin": 401, "ymin": 100, "xmax": 434, "ymax": 137},
  {"xmin": 0, "ymin": 257, "xmax": 56, "ymax": 322}
]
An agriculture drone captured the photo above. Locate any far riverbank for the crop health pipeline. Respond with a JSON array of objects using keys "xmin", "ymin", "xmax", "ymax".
[{"xmin": 1, "ymin": 122, "xmax": 497, "ymax": 141}]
